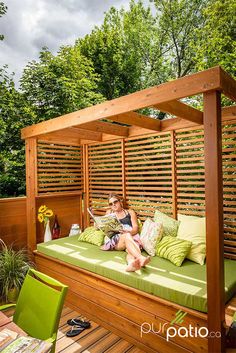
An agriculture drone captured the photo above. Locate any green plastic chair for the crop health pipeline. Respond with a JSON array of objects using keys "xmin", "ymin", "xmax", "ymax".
[{"xmin": 0, "ymin": 268, "xmax": 68, "ymax": 353}]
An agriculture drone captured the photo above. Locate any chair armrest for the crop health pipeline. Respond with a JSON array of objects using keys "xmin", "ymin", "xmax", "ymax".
[{"xmin": 0, "ymin": 303, "xmax": 16, "ymax": 311}]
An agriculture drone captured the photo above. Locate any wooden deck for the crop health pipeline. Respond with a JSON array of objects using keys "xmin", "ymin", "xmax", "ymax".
[
  {"xmin": 4, "ymin": 306, "xmax": 144, "ymax": 353},
  {"xmin": 54, "ymin": 306, "xmax": 145, "ymax": 353},
  {"xmin": 4, "ymin": 300, "xmax": 236, "ymax": 352}
]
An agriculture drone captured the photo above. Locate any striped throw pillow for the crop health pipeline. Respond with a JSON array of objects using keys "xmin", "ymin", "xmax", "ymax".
[
  {"xmin": 156, "ymin": 236, "xmax": 192, "ymax": 266},
  {"xmin": 78, "ymin": 226, "xmax": 105, "ymax": 246}
]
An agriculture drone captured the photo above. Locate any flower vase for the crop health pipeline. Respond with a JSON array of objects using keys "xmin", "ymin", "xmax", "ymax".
[{"xmin": 44, "ymin": 220, "xmax": 52, "ymax": 242}]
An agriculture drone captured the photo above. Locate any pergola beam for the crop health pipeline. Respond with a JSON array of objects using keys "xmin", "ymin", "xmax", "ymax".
[
  {"xmin": 78, "ymin": 120, "xmax": 129, "ymax": 137},
  {"xmin": 222, "ymin": 105, "xmax": 236, "ymax": 119},
  {"xmin": 39, "ymin": 127, "xmax": 102, "ymax": 143},
  {"xmin": 220, "ymin": 67, "xmax": 236, "ymax": 102},
  {"xmin": 21, "ymin": 66, "xmax": 221, "ymax": 139},
  {"xmin": 154, "ymin": 100, "xmax": 203, "ymax": 125},
  {"xmin": 109, "ymin": 111, "xmax": 161, "ymax": 131},
  {"xmin": 38, "ymin": 136, "xmax": 81, "ymax": 146}
]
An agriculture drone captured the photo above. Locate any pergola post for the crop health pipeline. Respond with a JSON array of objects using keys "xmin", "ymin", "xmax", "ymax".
[
  {"xmin": 203, "ymin": 91, "xmax": 225, "ymax": 353},
  {"xmin": 83, "ymin": 144, "xmax": 89, "ymax": 228},
  {"xmin": 171, "ymin": 130, "xmax": 177, "ymax": 219},
  {"xmin": 25, "ymin": 137, "xmax": 38, "ymax": 251},
  {"xmin": 121, "ymin": 139, "xmax": 127, "ymax": 207}
]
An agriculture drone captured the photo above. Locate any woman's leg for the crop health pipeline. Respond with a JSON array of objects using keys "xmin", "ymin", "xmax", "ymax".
[
  {"xmin": 114, "ymin": 234, "xmax": 126, "ymax": 251},
  {"xmin": 124, "ymin": 233, "xmax": 142, "ymax": 258},
  {"xmin": 124, "ymin": 233, "xmax": 150, "ymax": 268},
  {"xmin": 115, "ymin": 234, "xmax": 140, "ymax": 271},
  {"xmin": 115, "ymin": 233, "xmax": 150, "ymax": 271},
  {"xmin": 126, "ymin": 253, "xmax": 140, "ymax": 272}
]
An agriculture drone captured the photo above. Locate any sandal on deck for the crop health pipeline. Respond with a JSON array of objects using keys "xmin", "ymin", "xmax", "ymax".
[
  {"xmin": 67, "ymin": 318, "xmax": 91, "ymax": 328},
  {"xmin": 66, "ymin": 325, "xmax": 87, "ymax": 337}
]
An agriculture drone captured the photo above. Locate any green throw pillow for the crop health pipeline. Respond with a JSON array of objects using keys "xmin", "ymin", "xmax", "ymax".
[
  {"xmin": 78, "ymin": 226, "xmax": 105, "ymax": 246},
  {"xmin": 94, "ymin": 215, "xmax": 122, "ymax": 238},
  {"xmin": 154, "ymin": 210, "xmax": 180, "ymax": 237},
  {"xmin": 177, "ymin": 214, "xmax": 206, "ymax": 265},
  {"xmin": 156, "ymin": 236, "xmax": 192, "ymax": 267}
]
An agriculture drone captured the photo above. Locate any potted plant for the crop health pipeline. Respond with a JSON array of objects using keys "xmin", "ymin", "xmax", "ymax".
[{"xmin": 0, "ymin": 239, "xmax": 34, "ymax": 303}]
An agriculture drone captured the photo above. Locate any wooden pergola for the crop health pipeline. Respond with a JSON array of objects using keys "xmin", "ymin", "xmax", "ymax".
[{"xmin": 21, "ymin": 66, "xmax": 236, "ymax": 353}]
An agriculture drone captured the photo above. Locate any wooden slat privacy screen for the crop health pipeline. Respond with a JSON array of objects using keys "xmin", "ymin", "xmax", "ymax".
[
  {"xmin": 125, "ymin": 132, "xmax": 173, "ymax": 219},
  {"xmin": 88, "ymin": 140, "xmax": 123, "ymax": 214},
  {"xmin": 86, "ymin": 119, "xmax": 236, "ymax": 260},
  {"xmin": 37, "ymin": 141, "xmax": 83, "ymax": 195},
  {"xmin": 176, "ymin": 127, "xmax": 205, "ymax": 217},
  {"xmin": 222, "ymin": 120, "xmax": 236, "ymax": 259}
]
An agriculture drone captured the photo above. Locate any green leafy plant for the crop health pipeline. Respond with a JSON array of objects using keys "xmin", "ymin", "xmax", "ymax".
[{"xmin": 0, "ymin": 239, "xmax": 34, "ymax": 302}]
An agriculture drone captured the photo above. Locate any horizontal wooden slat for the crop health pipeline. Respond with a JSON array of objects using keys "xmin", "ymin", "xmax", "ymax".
[
  {"xmin": 126, "ymin": 148, "xmax": 171, "ymax": 157},
  {"xmin": 126, "ymin": 159, "xmax": 172, "ymax": 166}
]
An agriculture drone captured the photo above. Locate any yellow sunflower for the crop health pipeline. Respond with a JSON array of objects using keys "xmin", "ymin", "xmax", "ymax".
[
  {"xmin": 37, "ymin": 205, "xmax": 54, "ymax": 225},
  {"xmin": 38, "ymin": 213, "xmax": 44, "ymax": 223},
  {"xmin": 44, "ymin": 209, "xmax": 53, "ymax": 217},
  {"xmin": 38, "ymin": 205, "xmax": 47, "ymax": 213}
]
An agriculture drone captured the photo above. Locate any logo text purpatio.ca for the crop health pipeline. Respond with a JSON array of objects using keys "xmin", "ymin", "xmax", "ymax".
[{"xmin": 140, "ymin": 310, "xmax": 221, "ymax": 341}]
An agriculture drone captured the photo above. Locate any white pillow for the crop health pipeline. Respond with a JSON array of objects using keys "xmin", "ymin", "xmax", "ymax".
[{"xmin": 140, "ymin": 218, "xmax": 163, "ymax": 256}]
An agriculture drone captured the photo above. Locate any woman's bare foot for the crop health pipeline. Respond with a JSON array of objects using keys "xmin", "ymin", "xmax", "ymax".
[
  {"xmin": 138, "ymin": 255, "xmax": 151, "ymax": 267},
  {"xmin": 126, "ymin": 258, "xmax": 141, "ymax": 272}
]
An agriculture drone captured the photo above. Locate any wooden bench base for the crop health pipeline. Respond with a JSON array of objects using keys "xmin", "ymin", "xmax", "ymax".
[{"xmin": 34, "ymin": 251, "xmax": 208, "ymax": 353}]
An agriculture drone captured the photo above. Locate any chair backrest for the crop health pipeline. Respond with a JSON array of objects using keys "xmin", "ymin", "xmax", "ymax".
[{"xmin": 13, "ymin": 268, "xmax": 68, "ymax": 344}]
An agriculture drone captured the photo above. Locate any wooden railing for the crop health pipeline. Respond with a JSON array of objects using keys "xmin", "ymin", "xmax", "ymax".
[{"xmin": 0, "ymin": 192, "xmax": 83, "ymax": 247}]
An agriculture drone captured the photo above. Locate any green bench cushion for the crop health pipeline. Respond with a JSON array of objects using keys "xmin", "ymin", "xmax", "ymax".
[{"xmin": 37, "ymin": 236, "xmax": 236, "ymax": 313}]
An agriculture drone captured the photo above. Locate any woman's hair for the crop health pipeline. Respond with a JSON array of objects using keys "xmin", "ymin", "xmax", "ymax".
[{"xmin": 108, "ymin": 193, "xmax": 122, "ymax": 202}]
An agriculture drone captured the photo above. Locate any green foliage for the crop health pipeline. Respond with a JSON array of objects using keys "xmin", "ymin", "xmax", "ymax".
[
  {"xmin": 153, "ymin": 0, "xmax": 208, "ymax": 78},
  {"xmin": 0, "ymin": 1, "xmax": 7, "ymax": 41},
  {"xmin": 0, "ymin": 67, "xmax": 36, "ymax": 197},
  {"xmin": 0, "ymin": 240, "xmax": 33, "ymax": 302},
  {"xmin": 78, "ymin": 0, "xmax": 160, "ymax": 99},
  {"xmin": 193, "ymin": 0, "xmax": 236, "ymax": 77},
  {"xmin": 20, "ymin": 46, "xmax": 104, "ymax": 121}
]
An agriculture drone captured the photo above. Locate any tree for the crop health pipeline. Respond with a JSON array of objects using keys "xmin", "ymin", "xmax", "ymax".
[
  {"xmin": 0, "ymin": 2, "xmax": 7, "ymax": 41},
  {"xmin": 152, "ymin": 0, "xmax": 208, "ymax": 79},
  {"xmin": 0, "ymin": 67, "xmax": 36, "ymax": 197},
  {"xmin": 20, "ymin": 46, "xmax": 104, "ymax": 121},
  {"xmin": 78, "ymin": 0, "xmax": 161, "ymax": 99},
  {"xmin": 193, "ymin": 0, "xmax": 236, "ymax": 78}
]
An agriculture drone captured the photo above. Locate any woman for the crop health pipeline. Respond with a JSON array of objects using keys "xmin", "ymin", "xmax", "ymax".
[{"xmin": 101, "ymin": 193, "xmax": 150, "ymax": 272}]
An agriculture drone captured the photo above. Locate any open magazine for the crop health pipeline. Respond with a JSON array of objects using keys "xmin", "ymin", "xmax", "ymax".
[
  {"xmin": 87, "ymin": 207, "xmax": 99, "ymax": 226},
  {"xmin": 0, "ymin": 329, "xmax": 52, "ymax": 353},
  {"xmin": 87, "ymin": 207, "xmax": 123, "ymax": 237}
]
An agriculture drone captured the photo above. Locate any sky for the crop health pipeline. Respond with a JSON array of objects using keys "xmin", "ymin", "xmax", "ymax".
[{"xmin": 0, "ymin": 0, "xmax": 151, "ymax": 86}]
